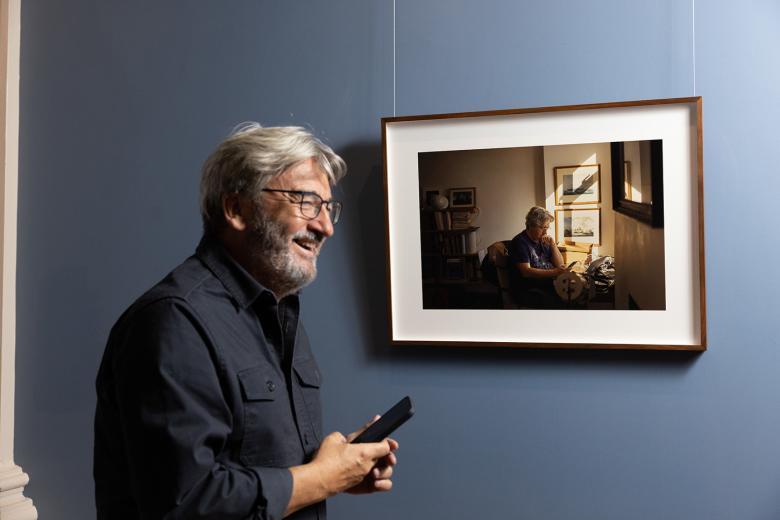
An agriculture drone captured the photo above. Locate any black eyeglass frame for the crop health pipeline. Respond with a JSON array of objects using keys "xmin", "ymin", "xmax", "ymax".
[{"xmin": 261, "ymin": 188, "xmax": 342, "ymax": 224}]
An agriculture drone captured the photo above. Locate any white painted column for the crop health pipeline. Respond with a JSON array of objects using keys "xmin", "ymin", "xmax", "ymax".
[{"xmin": 0, "ymin": 0, "xmax": 36, "ymax": 518}]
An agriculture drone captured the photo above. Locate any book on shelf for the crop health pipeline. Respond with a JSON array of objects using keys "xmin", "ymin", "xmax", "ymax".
[
  {"xmin": 450, "ymin": 210, "xmax": 472, "ymax": 229},
  {"xmin": 433, "ymin": 211, "xmax": 444, "ymax": 230},
  {"xmin": 432, "ymin": 211, "xmax": 454, "ymax": 230},
  {"xmin": 439, "ymin": 228, "xmax": 479, "ymax": 255}
]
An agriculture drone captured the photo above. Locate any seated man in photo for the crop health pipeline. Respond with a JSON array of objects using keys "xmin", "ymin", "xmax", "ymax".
[{"xmin": 508, "ymin": 206, "xmax": 569, "ymax": 308}]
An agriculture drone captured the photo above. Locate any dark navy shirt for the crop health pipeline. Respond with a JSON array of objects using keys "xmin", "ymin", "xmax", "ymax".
[
  {"xmin": 94, "ymin": 237, "xmax": 324, "ymax": 519},
  {"xmin": 509, "ymin": 229, "xmax": 554, "ymax": 270}
]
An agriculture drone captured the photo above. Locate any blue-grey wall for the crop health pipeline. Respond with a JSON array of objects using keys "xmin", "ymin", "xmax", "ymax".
[{"xmin": 16, "ymin": 1, "xmax": 780, "ymax": 518}]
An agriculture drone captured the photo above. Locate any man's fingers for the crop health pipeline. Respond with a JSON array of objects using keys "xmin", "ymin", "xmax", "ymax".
[
  {"xmin": 362, "ymin": 439, "xmax": 392, "ymax": 460},
  {"xmin": 374, "ymin": 450, "xmax": 397, "ymax": 469},
  {"xmin": 372, "ymin": 478, "xmax": 393, "ymax": 492},
  {"xmin": 375, "ymin": 439, "xmax": 398, "ymax": 467},
  {"xmin": 372, "ymin": 464, "xmax": 393, "ymax": 480},
  {"xmin": 385, "ymin": 452, "xmax": 397, "ymax": 466}
]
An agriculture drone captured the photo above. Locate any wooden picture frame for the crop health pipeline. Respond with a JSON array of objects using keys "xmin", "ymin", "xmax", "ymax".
[
  {"xmin": 555, "ymin": 208, "xmax": 601, "ymax": 246},
  {"xmin": 611, "ymin": 140, "xmax": 664, "ymax": 227},
  {"xmin": 449, "ymin": 187, "xmax": 476, "ymax": 208},
  {"xmin": 554, "ymin": 164, "xmax": 601, "ymax": 205},
  {"xmin": 382, "ymin": 97, "xmax": 705, "ymax": 351}
]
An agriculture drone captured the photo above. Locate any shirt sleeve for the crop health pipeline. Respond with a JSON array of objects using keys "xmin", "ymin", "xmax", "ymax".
[
  {"xmin": 509, "ymin": 235, "xmax": 531, "ymax": 265},
  {"xmin": 110, "ymin": 299, "xmax": 292, "ymax": 520}
]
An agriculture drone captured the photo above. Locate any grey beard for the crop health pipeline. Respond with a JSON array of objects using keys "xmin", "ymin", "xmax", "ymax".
[{"xmin": 248, "ymin": 213, "xmax": 318, "ymax": 297}]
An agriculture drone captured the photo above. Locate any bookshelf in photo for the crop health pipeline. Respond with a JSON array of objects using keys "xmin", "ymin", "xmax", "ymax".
[{"xmin": 420, "ymin": 209, "xmax": 480, "ymax": 282}]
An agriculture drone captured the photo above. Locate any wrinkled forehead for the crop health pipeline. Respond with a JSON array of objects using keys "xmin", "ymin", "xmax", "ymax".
[{"xmin": 269, "ymin": 158, "xmax": 333, "ymax": 198}]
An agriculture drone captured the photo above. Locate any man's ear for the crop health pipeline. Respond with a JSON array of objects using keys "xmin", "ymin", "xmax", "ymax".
[{"xmin": 222, "ymin": 193, "xmax": 248, "ymax": 232}]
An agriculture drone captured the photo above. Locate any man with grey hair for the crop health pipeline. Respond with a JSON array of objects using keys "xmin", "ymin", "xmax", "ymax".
[
  {"xmin": 95, "ymin": 124, "xmax": 398, "ymax": 519},
  {"xmin": 508, "ymin": 206, "xmax": 569, "ymax": 308}
]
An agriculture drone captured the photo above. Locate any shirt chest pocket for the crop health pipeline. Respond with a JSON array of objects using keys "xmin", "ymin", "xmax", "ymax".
[
  {"xmin": 292, "ymin": 357, "xmax": 323, "ymax": 443},
  {"xmin": 237, "ymin": 366, "xmax": 296, "ymax": 466}
]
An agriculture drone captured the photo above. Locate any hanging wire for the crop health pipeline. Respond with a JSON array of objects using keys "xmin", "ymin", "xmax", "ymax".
[
  {"xmin": 393, "ymin": 0, "xmax": 397, "ymax": 116},
  {"xmin": 692, "ymin": 0, "xmax": 696, "ymax": 95}
]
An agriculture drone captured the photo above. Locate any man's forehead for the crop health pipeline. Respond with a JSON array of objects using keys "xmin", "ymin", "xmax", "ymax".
[{"xmin": 269, "ymin": 158, "xmax": 332, "ymax": 195}]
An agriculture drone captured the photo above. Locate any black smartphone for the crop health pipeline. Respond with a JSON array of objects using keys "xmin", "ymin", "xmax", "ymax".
[{"xmin": 351, "ymin": 396, "xmax": 414, "ymax": 444}]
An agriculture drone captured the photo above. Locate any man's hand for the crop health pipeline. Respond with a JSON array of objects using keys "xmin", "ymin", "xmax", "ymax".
[
  {"xmin": 342, "ymin": 439, "xmax": 398, "ymax": 494},
  {"xmin": 540, "ymin": 235, "xmax": 556, "ymax": 247},
  {"xmin": 344, "ymin": 416, "xmax": 399, "ymax": 494},
  {"xmin": 343, "ymin": 416, "xmax": 399, "ymax": 494},
  {"xmin": 285, "ymin": 417, "xmax": 400, "ymax": 516},
  {"xmin": 309, "ymin": 416, "xmax": 398, "ymax": 497},
  {"xmin": 552, "ymin": 266, "xmax": 569, "ymax": 277}
]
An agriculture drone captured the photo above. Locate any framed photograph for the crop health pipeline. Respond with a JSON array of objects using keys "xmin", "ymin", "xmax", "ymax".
[
  {"xmin": 554, "ymin": 164, "xmax": 601, "ymax": 205},
  {"xmin": 449, "ymin": 187, "xmax": 476, "ymax": 208},
  {"xmin": 555, "ymin": 208, "xmax": 600, "ymax": 245},
  {"xmin": 382, "ymin": 97, "xmax": 705, "ymax": 350}
]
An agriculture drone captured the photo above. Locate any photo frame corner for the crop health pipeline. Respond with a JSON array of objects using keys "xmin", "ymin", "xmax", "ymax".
[{"xmin": 448, "ymin": 186, "xmax": 477, "ymax": 208}]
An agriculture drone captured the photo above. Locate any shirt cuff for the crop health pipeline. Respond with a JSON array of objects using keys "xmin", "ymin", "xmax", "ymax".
[{"xmin": 249, "ymin": 466, "xmax": 293, "ymax": 520}]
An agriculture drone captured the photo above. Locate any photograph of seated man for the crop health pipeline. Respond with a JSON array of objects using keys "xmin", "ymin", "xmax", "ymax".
[
  {"xmin": 418, "ymin": 140, "xmax": 665, "ymax": 311},
  {"xmin": 508, "ymin": 206, "xmax": 570, "ymax": 309}
]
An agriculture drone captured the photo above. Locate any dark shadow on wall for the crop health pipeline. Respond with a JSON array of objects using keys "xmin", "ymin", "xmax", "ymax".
[
  {"xmin": 337, "ymin": 142, "xmax": 392, "ymax": 360},
  {"xmin": 337, "ymin": 141, "xmax": 702, "ymax": 374}
]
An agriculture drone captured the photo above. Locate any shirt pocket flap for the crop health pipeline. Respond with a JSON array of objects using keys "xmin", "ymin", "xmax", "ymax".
[
  {"xmin": 293, "ymin": 358, "xmax": 322, "ymax": 388},
  {"xmin": 238, "ymin": 366, "xmax": 278, "ymax": 401}
]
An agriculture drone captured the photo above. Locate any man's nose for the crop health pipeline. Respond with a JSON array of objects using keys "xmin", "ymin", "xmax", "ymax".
[{"xmin": 309, "ymin": 207, "xmax": 334, "ymax": 238}]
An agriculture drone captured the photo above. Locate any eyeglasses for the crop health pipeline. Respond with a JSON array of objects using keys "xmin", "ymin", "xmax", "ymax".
[{"xmin": 261, "ymin": 189, "xmax": 343, "ymax": 224}]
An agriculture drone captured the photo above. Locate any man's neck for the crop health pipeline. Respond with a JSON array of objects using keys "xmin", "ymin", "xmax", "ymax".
[{"xmin": 216, "ymin": 231, "xmax": 288, "ymax": 300}]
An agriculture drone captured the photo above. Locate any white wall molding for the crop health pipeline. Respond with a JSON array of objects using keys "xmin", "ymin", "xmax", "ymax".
[
  {"xmin": 0, "ymin": 0, "xmax": 36, "ymax": 517},
  {"xmin": 0, "ymin": 464, "xmax": 35, "ymax": 520}
]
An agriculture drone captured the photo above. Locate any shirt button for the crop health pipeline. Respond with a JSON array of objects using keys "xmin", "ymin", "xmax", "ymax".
[{"xmin": 266, "ymin": 381, "xmax": 276, "ymax": 392}]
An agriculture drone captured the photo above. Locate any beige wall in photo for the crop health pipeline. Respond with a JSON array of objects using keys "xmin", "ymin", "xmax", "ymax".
[
  {"xmin": 623, "ymin": 140, "xmax": 653, "ymax": 203},
  {"xmin": 418, "ymin": 146, "xmax": 545, "ymax": 249},
  {"xmin": 542, "ymin": 142, "xmax": 614, "ymax": 257},
  {"xmin": 614, "ymin": 212, "xmax": 666, "ymax": 310}
]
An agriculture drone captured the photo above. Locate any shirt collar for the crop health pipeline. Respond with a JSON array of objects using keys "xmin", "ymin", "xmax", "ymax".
[
  {"xmin": 521, "ymin": 229, "xmax": 545, "ymax": 247},
  {"xmin": 195, "ymin": 235, "xmax": 272, "ymax": 309}
]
